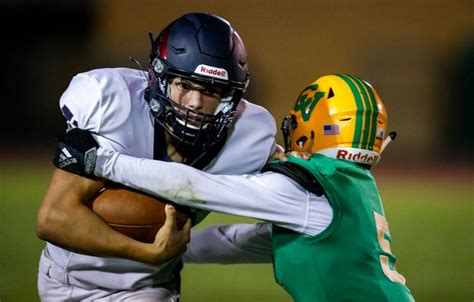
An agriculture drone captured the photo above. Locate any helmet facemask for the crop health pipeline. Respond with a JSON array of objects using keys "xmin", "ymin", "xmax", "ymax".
[{"xmin": 147, "ymin": 57, "xmax": 243, "ymax": 149}]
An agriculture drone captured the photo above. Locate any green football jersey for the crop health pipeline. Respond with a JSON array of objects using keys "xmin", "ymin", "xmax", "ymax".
[{"xmin": 271, "ymin": 154, "xmax": 414, "ymax": 302}]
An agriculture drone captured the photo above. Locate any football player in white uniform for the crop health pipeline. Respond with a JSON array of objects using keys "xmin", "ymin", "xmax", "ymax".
[{"xmin": 36, "ymin": 12, "xmax": 276, "ymax": 301}]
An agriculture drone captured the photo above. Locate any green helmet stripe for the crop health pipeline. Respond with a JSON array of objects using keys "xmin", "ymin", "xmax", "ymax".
[
  {"xmin": 345, "ymin": 74, "xmax": 373, "ymax": 149},
  {"xmin": 352, "ymin": 75, "xmax": 379, "ymax": 150},
  {"xmin": 355, "ymin": 75, "xmax": 379, "ymax": 150},
  {"xmin": 336, "ymin": 74, "xmax": 365, "ymax": 148}
]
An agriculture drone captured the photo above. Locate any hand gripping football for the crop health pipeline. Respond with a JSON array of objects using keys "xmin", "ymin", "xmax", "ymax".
[{"xmin": 88, "ymin": 185, "xmax": 192, "ymax": 243}]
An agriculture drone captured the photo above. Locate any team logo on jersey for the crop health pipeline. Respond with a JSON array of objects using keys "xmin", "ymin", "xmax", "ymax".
[
  {"xmin": 194, "ymin": 64, "xmax": 228, "ymax": 80},
  {"xmin": 61, "ymin": 105, "xmax": 78, "ymax": 127}
]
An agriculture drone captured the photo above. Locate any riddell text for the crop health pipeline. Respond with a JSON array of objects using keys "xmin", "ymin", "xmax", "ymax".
[
  {"xmin": 200, "ymin": 66, "xmax": 227, "ymax": 78},
  {"xmin": 336, "ymin": 150, "xmax": 379, "ymax": 164}
]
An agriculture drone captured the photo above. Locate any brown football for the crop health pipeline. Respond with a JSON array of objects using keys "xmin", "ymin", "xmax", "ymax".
[{"xmin": 88, "ymin": 185, "xmax": 191, "ymax": 243}]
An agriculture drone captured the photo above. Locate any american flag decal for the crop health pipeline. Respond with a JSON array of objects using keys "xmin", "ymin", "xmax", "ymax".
[{"xmin": 323, "ymin": 124, "xmax": 339, "ymax": 135}]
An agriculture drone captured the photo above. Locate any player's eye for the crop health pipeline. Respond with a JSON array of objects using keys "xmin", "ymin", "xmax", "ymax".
[
  {"xmin": 201, "ymin": 88, "xmax": 221, "ymax": 98},
  {"xmin": 176, "ymin": 82, "xmax": 191, "ymax": 91}
]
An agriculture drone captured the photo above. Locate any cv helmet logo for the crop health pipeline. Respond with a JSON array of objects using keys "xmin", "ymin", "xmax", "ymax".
[{"xmin": 293, "ymin": 83, "xmax": 325, "ymax": 121}]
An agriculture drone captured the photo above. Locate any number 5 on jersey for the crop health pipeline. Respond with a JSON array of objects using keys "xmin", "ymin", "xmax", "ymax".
[{"xmin": 374, "ymin": 211, "xmax": 407, "ymax": 284}]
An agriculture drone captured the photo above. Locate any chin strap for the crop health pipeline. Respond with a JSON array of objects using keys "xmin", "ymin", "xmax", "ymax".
[
  {"xmin": 380, "ymin": 131, "xmax": 397, "ymax": 154},
  {"xmin": 281, "ymin": 116, "xmax": 291, "ymax": 153},
  {"xmin": 185, "ymin": 131, "xmax": 228, "ymax": 169}
]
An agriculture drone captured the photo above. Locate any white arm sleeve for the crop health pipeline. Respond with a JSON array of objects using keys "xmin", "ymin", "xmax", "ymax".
[
  {"xmin": 96, "ymin": 149, "xmax": 332, "ymax": 235},
  {"xmin": 184, "ymin": 223, "xmax": 272, "ymax": 264}
]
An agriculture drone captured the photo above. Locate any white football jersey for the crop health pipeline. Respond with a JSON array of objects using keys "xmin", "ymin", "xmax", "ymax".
[{"xmin": 45, "ymin": 67, "xmax": 277, "ymax": 290}]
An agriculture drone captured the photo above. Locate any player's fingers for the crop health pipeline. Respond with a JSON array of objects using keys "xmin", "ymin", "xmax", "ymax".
[
  {"xmin": 289, "ymin": 151, "xmax": 312, "ymax": 160},
  {"xmin": 163, "ymin": 204, "xmax": 178, "ymax": 229},
  {"xmin": 270, "ymin": 148, "xmax": 287, "ymax": 162}
]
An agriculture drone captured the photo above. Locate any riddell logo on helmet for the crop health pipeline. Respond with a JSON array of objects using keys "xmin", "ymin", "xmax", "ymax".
[
  {"xmin": 336, "ymin": 149, "xmax": 379, "ymax": 164},
  {"xmin": 195, "ymin": 64, "xmax": 228, "ymax": 80}
]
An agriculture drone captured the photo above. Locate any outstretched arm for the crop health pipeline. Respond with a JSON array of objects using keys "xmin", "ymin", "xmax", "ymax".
[
  {"xmin": 184, "ymin": 223, "xmax": 272, "ymax": 264},
  {"xmin": 54, "ymin": 128, "xmax": 321, "ymax": 235},
  {"xmin": 95, "ymin": 148, "xmax": 310, "ymax": 233}
]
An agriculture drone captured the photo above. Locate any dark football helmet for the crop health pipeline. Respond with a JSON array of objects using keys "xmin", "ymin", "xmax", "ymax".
[{"xmin": 146, "ymin": 12, "xmax": 249, "ymax": 149}]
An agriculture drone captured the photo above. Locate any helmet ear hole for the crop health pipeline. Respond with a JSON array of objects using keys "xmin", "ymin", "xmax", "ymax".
[
  {"xmin": 296, "ymin": 136, "xmax": 308, "ymax": 147},
  {"xmin": 327, "ymin": 87, "xmax": 335, "ymax": 99}
]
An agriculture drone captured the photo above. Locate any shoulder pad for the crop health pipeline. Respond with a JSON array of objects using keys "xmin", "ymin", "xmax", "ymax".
[{"xmin": 262, "ymin": 161, "xmax": 324, "ymax": 196}]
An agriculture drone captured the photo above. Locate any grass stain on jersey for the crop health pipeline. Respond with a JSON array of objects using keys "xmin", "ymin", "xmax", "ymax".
[{"xmin": 168, "ymin": 179, "xmax": 207, "ymax": 205}]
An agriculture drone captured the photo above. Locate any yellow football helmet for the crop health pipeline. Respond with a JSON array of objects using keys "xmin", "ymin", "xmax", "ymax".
[{"xmin": 282, "ymin": 74, "xmax": 388, "ymax": 166}]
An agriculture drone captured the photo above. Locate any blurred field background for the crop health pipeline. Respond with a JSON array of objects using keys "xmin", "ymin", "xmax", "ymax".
[{"xmin": 1, "ymin": 0, "xmax": 473, "ymax": 301}]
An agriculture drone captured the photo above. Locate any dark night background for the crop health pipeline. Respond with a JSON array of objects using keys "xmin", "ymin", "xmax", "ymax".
[{"xmin": 1, "ymin": 1, "xmax": 472, "ymax": 164}]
